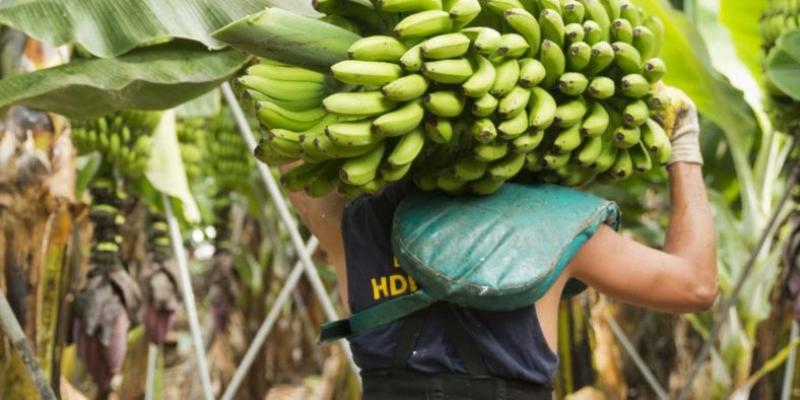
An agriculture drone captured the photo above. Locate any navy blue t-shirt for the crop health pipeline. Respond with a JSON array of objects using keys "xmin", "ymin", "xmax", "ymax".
[{"xmin": 341, "ymin": 183, "xmax": 558, "ymax": 385}]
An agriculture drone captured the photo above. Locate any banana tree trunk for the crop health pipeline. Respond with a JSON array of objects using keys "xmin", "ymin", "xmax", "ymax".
[{"xmin": 0, "ymin": 32, "xmax": 75, "ymax": 398}]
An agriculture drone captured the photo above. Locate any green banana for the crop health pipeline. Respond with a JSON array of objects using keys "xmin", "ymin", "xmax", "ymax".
[
  {"xmin": 620, "ymin": 74, "xmax": 650, "ymax": 98},
  {"xmin": 642, "ymin": 16, "xmax": 664, "ymax": 58},
  {"xmin": 539, "ymin": 8, "xmax": 566, "ymax": 48},
  {"xmin": 565, "ymin": 23, "xmax": 586, "ymax": 45},
  {"xmin": 470, "ymin": 176, "xmax": 506, "ymax": 195},
  {"xmin": 424, "ymin": 117, "xmax": 454, "ymax": 143},
  {"xmin": 511, "ymin": 129, "xmax": 544, "ymax": 152},
  {"xmin": 543, "ymin": 150, "xmax": 571, "ymax": 169},
  {"xmin": 472, "ymin": 93, "xmax": 499, "ymax": 117},
  {"xmin": 619, "ymin": 2, "xmax": 642, "ymax": 26},
  {"xmin": 463, "ymin": 27, "xmax": 502, "ymax": 55},
  {"xmin": 381, "ymin": 161, "xmax": 413, "ymax": 182},
  {"xmin": 238, "ymin": 75, "xmax": 325, "ymax": 102},
  {"xmin": 331, "ymin": 60, "xmax": 404, "ymax": 86},
  {"xmin": 622, "ymin": 99, "xmax": 649, "ymax": 127},
  {"xmin": 266, "ymin": 135, "xmax": 303, "ymax": 158},
  {"xmin": 612, "ymin": 41, "xmax": 642, "ymax": 74},
  {"xmin": 314, "ymin": 135, "xmax": 378, "ymax": 158},
  {"xmin": 422, "ymin": 58, "xmax": 475, "ymax": 83},
  {"xmin": 388, "ymin": 128, "xmax": 426, "ymax": 166},
  {"xmin": 247, "ymin": 63, "xmax": 327, "ymax": 84},
  {"xmin": 582, "ymin": 0, "xmax": 611, "ymax": 41},
  {"xmin": 394, "ymin": 10, "xmax": 453, "ymax": 39},
  {"xmin": 587, "ymin": 76, "xmax": 615, "ymax": 99},
  {"xmin": 593, "ymin": 137, "xmax": 618, "ymax": 172},
  {"xmin": 611, "ymin": 18, "xmax": 633, "ymax": 44},
  {"xmin": 348, "ymin": 35, "xmax": 408, "ymax": 61},
  {"xmin": 421, "ymin": 33, "xmax": 472, "ymax": 59},
  {"xmin": 488, "ymin": 152, "xmax": 526, "ymax": 180},
  {"xmin": 631, "ymin": 141, "xmax": 652, "ymax": 172},
  {"xmin": 491, "ymin": 58, "xmax": 521, "ymax": 96},
  {"xmin": 382, "ymin": 74, "xmax": 430, "ymax": 101},
  {"xmin": 255, "ymin": 101, "xmax": 326, "ymax": 131},
  {"xmin": 610, "ymin": 148, "xmax": 633, "ymax": 178},
  {"xmin": 484, "ymin": 0, "xmax": 526, "ymax": 14},
  {"xmin": 567, "ymin": 41, "xmax": 592, "ymax": 71},
  {"xmin": 632, "ymin": 26, "xmax": 656, "ymax": 60},
  {"xmin": 471, "ymin": 118, "xmax": 498, "ymax": 143},
  {"xmin": 436, "ymin": 174, "xmax": 468, "ymax": 193},
  {"xmin": 498, "ymin": 33, "xmax": 531, "ymax": 58},
  {"xmin": 581, "ymin": 102, "xmax": 610, "ymax": 137},
  {"xmin": 498, "ymin": 86, "xmax": 531, "ymax": 118},
  {"xmin": 313, "ymin": 0, "xmax": 390, "ymax": 34},
  {"xmin": 401, "ymin": 43, "xmax": 424, "ymax": 72},
  {"xmin": 525, "ymin": 150, "xmax": 544, "ymax": 171},
  {"xmin": 599, "ymin": 0, "xmax": 621, "ymax": 20},
  {"xmin": 322, "ymin": 14, "xmax": 363, "ymax": 35},
  {"xmin": 323, "ymin": 91, "xmax": 398, "ymax": 116},
  {"xmin": 340, "ymin": 142, "xmax": 386, "ymax": 185},
  {"xmin": 646, "ymin": 90, "xmax": 670, "ymax": 112},
  {"xmin": 498, "ymin": 109, "xmax": 529, "ymax": 139},
  {"xmin": 583, "ymin": 20, "xmax": 603, "ymax": 45},
  {"xmin": 576, "ymin": 134, "xmax": 604, "ymax": 167},
  {"xmin": 539, "ymin": 39, "xmax": 566, "ymax": 88},
  {"xmin": 563, "ymin": 1, "xmax": 585, "ymax": 24},
  {"xmin": 641, "ymin": 117, "xmax": 668, "ymax": 153},
  {"xmin": 305, "ymin": 161, "xmax": 342, "ymax": 198},
  {"xmin": 519, "ymin": 58, "xmax": 546, "ymax": 87},
  {"xmin": 413, "ymin": 172, "xmax": 438, "ymax": 191},
  {"xmin": 325, "ymin": 120, "xmax": 380, "ymax": 146},
  {"xmin": 474, "ymin": 140, "xmax": 509, "ymax": 162},
  {"xmin": 504, "ymin": 8, "xmax": 542, "ymax": 57},
  {"xmin": 462, "ymin": 55, "xmax": 497, "ymax": 97},
  {"xmin": 378, "ymin": 0, "xmax": 442, "ymax": 12},
  {"xmin": 449, "ymin": 0, "xmax": 482, "ymax": 30},
  {"xmin": 613, "ymin": 125, "xmax": 640, "ymax": 148},
  {"xmin": 453, "ymin": 156, "xmax": 488, "ymax": 181},
  {"xmin": 528, "ymin": 87, "xmax": 557, "ymax": 129},
  {"xmin": 553, "ymin": 123, "xmax": 583, "ymax": 152},
  {"xmin": 554, "ymin": 96, "xmax": 588, "ymax": 128},
  {"xmin": 558, "ymin": 72, "xmax": 589, "ymax": 95},
  {"xmin": 373, "ymin": 100, "xmax": 426, "ymax": 136},
  {"xmin": 424, "ymin": 91, "xmax": 466, "ymax": 117},
  {"xmin": 538, "ymin": 0, "xmax": 561, "ymax": 13},
  {"xmin": 584, "ymin": 41, "xmax": 615, "ymax": 76},
  {"xmin": 643, "ymin": 58, "xmax": 666, "ymax": 83}
]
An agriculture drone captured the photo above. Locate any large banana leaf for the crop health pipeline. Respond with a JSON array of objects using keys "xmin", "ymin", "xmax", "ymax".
[
  {"xmin": 720, "ymin": 0, "xmax": 769, "ymax": 82},
  {"xmin": 0, "ymin": 0, "xmax": 317, "ymax": 58},
  {"xmin": 213, "ymin": 7, "xmax": 360, "ymax": 71},
  {"xmin": 765, "ymin": 30, "xmax": 800, "ymax": 101},
  {"xmin": 0, "ymin": 41, "xmax": 249, "ymax": 119}
]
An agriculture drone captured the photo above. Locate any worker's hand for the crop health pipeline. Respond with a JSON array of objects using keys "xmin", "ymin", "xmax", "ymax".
[{"xmin": 658, "ymin": 86, "xmax": 703, "ymax": 166}]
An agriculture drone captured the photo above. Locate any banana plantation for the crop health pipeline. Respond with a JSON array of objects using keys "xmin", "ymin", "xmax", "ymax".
[{"xmin": 1, "ymin": 0, "xmax": 800, "ymax": 399}]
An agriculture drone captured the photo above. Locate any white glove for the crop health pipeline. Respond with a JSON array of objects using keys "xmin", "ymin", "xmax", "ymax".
[{"xmin": 662, "ymin": 87, "xmax": 703, "ymax": 166}]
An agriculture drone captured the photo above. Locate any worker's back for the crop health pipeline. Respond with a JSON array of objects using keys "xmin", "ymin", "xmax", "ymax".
[{"xmin": 341, "ymin": 183, "xmax": 556, "ymax": 399}]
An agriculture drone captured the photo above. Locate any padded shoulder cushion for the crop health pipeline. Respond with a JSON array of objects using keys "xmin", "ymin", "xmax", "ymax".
[{"xmin": 392, "ymin": 183, "xmax": 619, "ymax": 311}]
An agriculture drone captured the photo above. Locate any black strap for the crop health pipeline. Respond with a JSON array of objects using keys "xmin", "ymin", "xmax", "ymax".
[
  {"xmin": 438, "ymin": 303, "xmax": 489, "ymax": 377},
  {"xmin": 392, "ymin": 307, "xmax": 432, "ymax": 369}
]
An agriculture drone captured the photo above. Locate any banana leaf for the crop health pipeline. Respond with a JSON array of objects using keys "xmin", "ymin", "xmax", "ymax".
[
  {"xmin": 176, "ymin": 89, "xmax": 221, "ymax": 119},
  {"xmin": 213, "ymin": 7, "xmax": 361, "ymax": 71},
  {"xmin": 719, "ymin": 0, "xmax": 768, "ymax": 82},
  {"xmin": 0, "ymin": 0, "xmax": 317, "ymax": 58},
  {"xmin": 765, "ymin": 30, "xmax": 800, "ymax": 102},
  {"xmin": 0, "ymin": 41, "xmax": 249, "ymax": 119}
]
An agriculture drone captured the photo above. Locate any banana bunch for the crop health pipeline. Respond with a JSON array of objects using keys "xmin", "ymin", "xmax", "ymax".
[
  {"xmin": 176, "ymin": 119, "xmax": 206, "ymax": 182},
  {"xmin": 240, "ymin": 0, "xmax": 672, "ymax": 197},
  {"xmin": 88, "ymin": 175, "xmax": 128, "ymax": 265},
  {"xmin": 761, "ymin": 0, "xmax": 800, "ymax": 135},
  {"xmin": 206, "ymin": 111, "xmax": 254, "ymax": 193},
  {"xmin": 71, "ymin": 110, "xmax": 162, "ymax": 177}
]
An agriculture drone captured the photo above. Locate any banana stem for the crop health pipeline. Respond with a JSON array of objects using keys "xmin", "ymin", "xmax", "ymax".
[
  {"xmin": 220, "ymin": 82, "xmax": 361, "ymax": 397},
  {"xmin": 0, "ymin": 292, "xmax": 57, "ymax": 400}
]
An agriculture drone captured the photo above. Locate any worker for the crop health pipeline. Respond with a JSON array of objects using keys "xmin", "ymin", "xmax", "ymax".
[{"xmin": 282, "ymin": 87, "xmax": 717, "ymax": 399}]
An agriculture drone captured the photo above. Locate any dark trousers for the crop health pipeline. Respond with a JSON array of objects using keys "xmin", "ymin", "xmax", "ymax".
[{"xmin": 362, "ymin": 369, "xmax": 553, "ymax": 400}]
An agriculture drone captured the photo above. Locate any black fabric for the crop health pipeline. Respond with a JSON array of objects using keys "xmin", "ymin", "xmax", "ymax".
[
  {"xmin": 342, "ymin": 183, "xmax": 559, "ymax": 385},
  {"xmin": 392, "ymin": 307, "xmax": 432, "ymax": 369},
  {"xmin": 361, "ymin": 369, "xmax": 553, "ymax": 400},
  {"xmin": 437, "ymin": 303, "xmax": 489, "ymax": 377}
]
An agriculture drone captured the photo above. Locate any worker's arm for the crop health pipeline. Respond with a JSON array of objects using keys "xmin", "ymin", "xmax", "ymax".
[
  {"xmin": 567, "ymin": 89, "xmax": 718, "ymax": 313},
  {"xmin": 279, "ymin": 164, "xmax": 350, "ymax": 309}
]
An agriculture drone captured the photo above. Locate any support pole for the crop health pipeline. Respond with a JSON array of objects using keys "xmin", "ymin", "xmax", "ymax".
[
  {"xmin": 221, "ymin": 83, "xmax": 359, "ymax": 375},
  {"xmin": 221, "ymin": 238, "xmax": 319, "ymax": 400},
  {"xmin": 782, "ymin": 322, "xmax": 799, "ymax": 400},
  {"xmin": 145, "ymin": 344, "xmax": 158, "ymax": 400},
  {"xmin": 0, "ymin": 292, "xmax": 57, "ymax": 400},
  {"xmin": 163, "ymin": 195, "xmax": 215, "ymax": 400}
]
